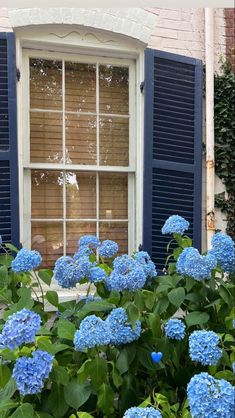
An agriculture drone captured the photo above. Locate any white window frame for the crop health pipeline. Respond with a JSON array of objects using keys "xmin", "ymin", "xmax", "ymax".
[{"xmin": 20, "ymin": 48, "xmax": 138, "ymax": 260}]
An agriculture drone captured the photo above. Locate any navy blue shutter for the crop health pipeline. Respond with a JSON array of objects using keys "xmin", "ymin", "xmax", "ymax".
[
  {"xmin": 0, "ymin": 32, "xmax": 19, "ymax": 247},
  {"xmin": 143, "ymin": 49, "xmax": 202, "ymax": 271}
]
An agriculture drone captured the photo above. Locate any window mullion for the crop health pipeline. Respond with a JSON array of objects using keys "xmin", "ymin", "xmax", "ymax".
[
  {"xmin": 62, "ymin": 59, "xmax": 66, "ymax": 255},
  {"xmin": 96, "ymin": 63, "xmax": 100, "ymax": 240}
]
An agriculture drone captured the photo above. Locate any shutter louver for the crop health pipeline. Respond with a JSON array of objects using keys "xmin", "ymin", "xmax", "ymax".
[
  {"xmin": 143, "ymin": 49, "xmax": 202, "ymax": 271},
  {"xmin": 0, "ymin": 33, "xmax": 19, "ymax": 247}
]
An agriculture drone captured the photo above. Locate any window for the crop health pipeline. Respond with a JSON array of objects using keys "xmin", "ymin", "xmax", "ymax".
[{"xmin": 22, "ymin": 51, "xmax": 136, "ymax": 268}]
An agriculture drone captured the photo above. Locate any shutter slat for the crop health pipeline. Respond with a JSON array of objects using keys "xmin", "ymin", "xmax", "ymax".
[
  {"xmin": 0, "ymin": 33, "xmax": 19, "ymax": 247},
  {"xmin": 143, "ymin": 49, "xmax": 202, "ymax": 271}
]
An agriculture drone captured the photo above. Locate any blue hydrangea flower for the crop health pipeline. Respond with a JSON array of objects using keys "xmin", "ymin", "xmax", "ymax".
[
  {"xmin": 187, "ymin": 372, "xmax": 234, "ymax": 418},
  {"xmin": 210, "ymin": 232, "xmax": 235, "ymax": 273},
  {"xmin": 133, "ymin": 251, "xmax": 157, "ymax": 278},
  {"xmin": 13, "ymin": 350, "xmax": 53, "ymax": 395},
  {"xmin": 232, "ymin": 362, "xmax": 235, "ymax": 373},
  {"xmin": 88, "ymin": 266, "xmax": 107, "ymax": 283},
  {"xmin": 54, "ymin": 256, "xmax": 92, "ymax": 288},
  {"xmin": 0, "ymin": 235, "xmax": 2, "ymax": 245},
  {"xmin": 11, "ymin": 248, "xmax": 42, "ymax": 272},
  {"xmin": 105, "ymin": 255, "xmax": 147, "ymax": 292},
  {"xmin": 74, "ymin": 315, "xmax": 111, "ymax": 351},
  {"xmin": 106, "ymin": 308, "xmax": 141, "ymax": 345},
  {"xmin": 233, "ymin": 319, "xmax": 235, "ymax": 329},
  {"xmin": 74, "ymin": 246, "xmax": 93, "ymax": 259},
  {"xmin": 78, "ymin": 235, "xmax": 100, "ymax": 250},
  {"xmin": 161, "ymin": 215, "xmax": 189, "ymax": 235},
  {"xmin": 99, "ymin": 240, "xmax": 119, "ymax": 258},
  {"xmin": 0, "ymin": 309, "xmax": 41, "ymax": 350},
  {"xmin": 189, "ymin": 330, "xmax": 222, "ymax": 366},
  {"xmin": 176, "ymin": 247, "xmax": 217, "ymax": 280},
  {"xmin": 123, "ymin": 407, "xmax": 162, "ymax": 418},
  {"xmin": 164, "ymin": 319, "xmax": 186, "ymax": 340}
]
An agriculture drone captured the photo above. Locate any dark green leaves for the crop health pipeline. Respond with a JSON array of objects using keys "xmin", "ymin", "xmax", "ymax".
[
  {"xmin": 45, "ymin": 291, "xmax": 59, "ymax": 307},
  {"xmin": 168, "ymin": 287, "xmax": 185, "ymax": 308},
  {"xmin": 185, "ymin": 311, "xmax": 210, "ymax": 327},
  {"xmin": 10, "ymin": 404, "xmax": 34, "ymax": 418},
  {"xmin": 38, "ymin": 269, "xmax": 53, "ymax": 286},
  {"xmin": 64, "ymin": 380, "xmax": 91, "ymax": 410},
  {"xmin": 57, "ymin": 318, "xmax": 76, "ymax": 341}
]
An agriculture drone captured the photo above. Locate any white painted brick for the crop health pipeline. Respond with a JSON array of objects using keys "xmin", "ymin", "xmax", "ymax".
[
  {"xmin": 153, "ymin": 27, "xmax": 178, "ymax": 39},
  {"xmin": 158, "ymin": 9, "xmax": 182, "ymax": 20},
  {"xmin": 0, "ymin": 17, "xmax": 11, "ymax": 28},
  {"xmin": 157, "ymin": 18, "xmax": 192, "ymax": 32}
]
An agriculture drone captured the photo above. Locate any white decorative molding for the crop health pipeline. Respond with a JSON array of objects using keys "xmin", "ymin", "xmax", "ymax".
[
  {"xmin": 48, "ymin": 30, "xmax": 115, "ymax": 44},
  {"xmin": 8, "ymin": 8, "xmax": 157, "ymax": 44}
]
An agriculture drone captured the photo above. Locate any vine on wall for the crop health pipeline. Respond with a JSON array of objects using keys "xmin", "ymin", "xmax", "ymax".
[{"xmin": 214, "ymin": 61, "xmax": 235, "ymax": 239}]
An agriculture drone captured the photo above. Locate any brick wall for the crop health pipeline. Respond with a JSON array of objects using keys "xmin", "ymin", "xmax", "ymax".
[
  {"xmin": 0, "ymin": 8, "xmax": 12, "ymax": 31},
  {"xmin": 224, "ymin": 8, "xmax": 235, "ymax": 72}
]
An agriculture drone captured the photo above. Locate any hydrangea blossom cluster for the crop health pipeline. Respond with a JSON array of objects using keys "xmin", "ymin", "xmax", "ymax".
[
  {"xmin": 0, "ymin": 309, "xmax": 41, "ymax": 350},
  {"xmin": 176, "ymin": 247, "xmax": 217, "ymax": 280},
  {"xmin": 11, "ymin": 248, "xmax": 42, "ymax": 272},
  {"xmin": 106, "ymin": 308, "xmax": 141, "ymax": 345},
  {"xmin": 189, "ymin": 330, "xmax": 222, "ymax": 366},
  {"xmin": 123, "ymin": 407, "xmax": 162, "ymax": 418},
  {"xmin": 74, "ymin": 315, "xmax": 111, "ymax": 351},
  {"xmin": 87, "ymin": 266, "xmax": 107, "ymax": 283},
  {"xmin": 232, "ymin": 362, "xmax": 235, "ymax": 374},
  {"xmin": 13, "ymin": 350, "xmax": 54, "ymax": 395},
  {"xmin": 54, "ymin": 255, "xmax": 92, "ymax": 288},
  {"xmin": 210, "ymin": 232, "xmax": 235, "ymax": 273},
  {"xmin": 187, "ymin": 372, "xmax": 234, "ymax": 418},
  {"xmin": 105, "ymin": 255, "xmax": 147, "ymax": 292},
  {"xmin": 133, "ymin": 251, "xmax": 157, "ymax": 278},
  {"xmin": 78, "ymin": 235, "xmax": 100, "ymax": 251},
  {"xmin": 99, "ymin": 240, "xmax": 119, "ymax": 258},
  {"xmin": 161, "ymin": 215, "xmax": 189, "ymax": 235},
  {"xmin": 164, "ymin": 319, "xmax": 186, "ymax": 340}
]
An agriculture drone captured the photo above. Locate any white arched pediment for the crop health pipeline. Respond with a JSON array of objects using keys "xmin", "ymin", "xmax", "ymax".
[{"xmin": 8, "ymin": 8, "xmax": 157, "ymax": 45}]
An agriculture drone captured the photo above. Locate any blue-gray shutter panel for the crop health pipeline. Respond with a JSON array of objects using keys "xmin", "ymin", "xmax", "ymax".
[
  {"xmin": 0, "ymin": 32, "xmax": 19, "ymax": 247},
  {"xmin": 143, "ymin": 49, "xmax": 202, "ymax": 271}
]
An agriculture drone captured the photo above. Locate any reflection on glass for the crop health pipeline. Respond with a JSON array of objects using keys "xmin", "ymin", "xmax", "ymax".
[
  {"xmin": 30, "ymin": 59, "xmax": 62, "ymax": 110},
  {"xmin": 31, "ymin": 222, "xmax": 63, "ymax": 268},
  {"xmin": 99, "ymin": 65, "xmax": 129, "ymax": 115},
  {"xmin": 99, "ymin": 222, "xmax": 128, "ymax": 254},
  {"xmin": 65, "ymin": 114, "xmax": 96, "ymax": 165},
  {"xmin": 31, "ymin": 170, "xmax": 63, "ymax": 219},
  {"xmin": 66, "ymin": 222, "xmax": 96, "ymax": 255},
  {"xmin": 99, "ymin": 117, "xmax": 129, "ymax": 166},
  {"xmin": 30, "ymin": 112, "xmax": 63, "ymax": 163},
  {"xmin": 66, "ymin": 172, "xmax": 96, "ymax": 219},
  {"xmin": 65, "ymin": 62, "xmax": 96, "ymax": 112},
  {"xmin": 99, "ymin": 173, "xmax": 128, "ymax": 219}
]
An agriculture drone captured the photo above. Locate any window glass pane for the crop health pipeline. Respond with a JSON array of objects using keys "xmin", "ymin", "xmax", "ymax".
[
  {"xmin": 99, "ymin": 173, "xmax": 128, "ymax": 219},
  {"xmin": 65, "ymin": 114, "xmax": 96, "ymax": 165},
  {"xmin": 31, "ymin": 170, "xmax": 63, "ymax": 219},
  {"xmin": 30, "ymin": 59, "xmax": 62, "ymax": 110},
  {"xmin": 30, "ymin": 112, "xmax": 63, "ymax": 163},
  {"xmin": 99, "ymin": 222, "xmax": 128, "ymax": 254},
  {"xmin": 66, "ymin": 172, "xmax": 96, "ymax": 219},
  {"xmin": 65, "ymin": 62, "xmax": 96, "ymax": 112},
  {"xmin": 66, "ymin": 222, "xmax": 96, "ymax": 255},
  {"xmin": 99, "ymin": 65, "xmax": 129, "ymax": 115},
  {"xmin": 99, "ymin": 117, "xmax": 129, "ymax": 166},
  {"xmin": 31, "ymin": 222, "xmax": 63, "ymax": 268}
]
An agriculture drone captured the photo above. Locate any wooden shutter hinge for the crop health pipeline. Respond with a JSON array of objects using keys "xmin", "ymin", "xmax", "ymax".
[
  {"xmin": 140, "ymin": 81, "xmax": 144, "ymax": 93},
  {"xmin": 16, "ymin": 68, "xmax": 21, "ymax": 82}
]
